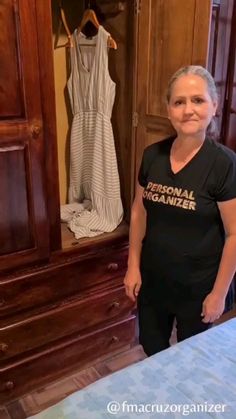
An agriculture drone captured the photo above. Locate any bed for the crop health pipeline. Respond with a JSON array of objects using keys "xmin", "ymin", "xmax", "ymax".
[{"xmin": 29, "ymin": 318, "xmax": 236, "ymax": 419}]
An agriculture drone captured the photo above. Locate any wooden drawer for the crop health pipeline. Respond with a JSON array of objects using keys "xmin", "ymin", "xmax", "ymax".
[
  {"xmin": 0, "ymin": 243, "xmax": 128, "ymax": 317},
  {"xmin": 0, "ymin": 286, "xmax": 134, "ymax": 361},
  {"xmin": 0, "ymin": 316, "xmax": 135, "ymax": 403}
]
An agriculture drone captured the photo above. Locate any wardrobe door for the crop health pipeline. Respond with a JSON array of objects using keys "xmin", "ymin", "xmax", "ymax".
[
  {"xmin": 225, "ymin": 49, "xmax": 236, "ymax": 152},
  {"xmin": 221, "ymin": 0, "xmax": 236, "ymax": 152},
  {"xmin": 208, "ymin": 0, "xmax": 234, "ymax": 141},
  {"xmin": 134, "ymin": 0, "xmax": 212, "ymax": 177},
  {"xmin": 0, "ymin": 0, "xmax": 49, "ymax": 271}
]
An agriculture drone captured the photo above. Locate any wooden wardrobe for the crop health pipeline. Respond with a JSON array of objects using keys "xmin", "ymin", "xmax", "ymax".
[{"xmin": 0, "ymin": 0, "xmax": 235, "ymax": 403}]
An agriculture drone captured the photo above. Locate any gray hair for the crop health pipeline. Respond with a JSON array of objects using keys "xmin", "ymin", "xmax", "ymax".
[{"xmin": 166, "ymin": 65, "xmax": 219, "ymax": 139}]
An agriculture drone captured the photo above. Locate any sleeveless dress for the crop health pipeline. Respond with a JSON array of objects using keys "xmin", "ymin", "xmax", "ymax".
[{"xmin": 66, "ymin": 25, "xmax": 123, "ymax": 238}]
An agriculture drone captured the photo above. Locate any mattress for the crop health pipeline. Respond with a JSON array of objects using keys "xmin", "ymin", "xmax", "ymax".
[{"xmin": 28, "ymin": 318, "xmax": 236, "ymax": 418}]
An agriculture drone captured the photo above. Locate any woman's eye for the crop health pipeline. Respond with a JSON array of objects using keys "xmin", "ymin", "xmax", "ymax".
[
  {"xmin": 193, "ymin": 97, "xmax": 204, "ymax": 104},
  {"xmin": 174, "ymin": 100, "xmax": 183, "ymax": 106}
]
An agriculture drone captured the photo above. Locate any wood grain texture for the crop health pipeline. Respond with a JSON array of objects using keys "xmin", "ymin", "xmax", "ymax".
[
  {"xmin": 0, "ymin": 239, "xmax": 128, "ymax": 318},
  {"xmin": 0, "ymin": 0, "xmax": 23, "ymax": 118},
  {"xmin": 0, "ymin": 286, "xmax": 133, "ymax": 361},
  {"xmin": 192, "ymin": 0, "xmax": 212, "ymax": 66},
  {"xmin": 4, "ymin": 0, "xmax": 230, "ymax": 409},
  {"xmin": 0, "ymin": 0, "xmax": 50, "ymax": 271},
  {"xmin": 134, "ymin": 0, "xmax": 212, "ymax": 182},
  {"xmin": 0, "ymin": 317, "xmax": 135, "ymax": 404},
  {"xmin": 0, "ymin": 146, "xmax": 33, "ymax": 255},
  {"xmin": 35, "ymin": 0, "xmax": 62, "ymax": 252}
]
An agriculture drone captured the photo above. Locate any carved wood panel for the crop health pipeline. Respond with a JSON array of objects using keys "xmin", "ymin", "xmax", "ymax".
[
  {"xmin": 0, "ymin": 144, "xmax": 33, "ymax": 255},
  {"xmin": 134, "ymin": 0, "xmax": 212, "ymax": 181},
  {"xmin": 148, "ymin": 0, "xmax": 196, "ymax": 118},
  {"xmin": 0, "ymin": 0, "xmax": 50, "ymax": 271},
  {"xmin": 0, "ymin": 0, "xmax": 24, "ymax": 118}
]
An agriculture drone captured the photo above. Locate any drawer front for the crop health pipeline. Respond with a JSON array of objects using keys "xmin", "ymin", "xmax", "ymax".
[
  {"xmin": 0, "ymin": 316, "xmax": 135, "ymax": 403},
  {"xmin": 0, "ymin": 287, "xmax": 134, "ymax": 361},
  {"xmin": 0, "ymin": 244, "xmax": 128, "ymax": 317}
]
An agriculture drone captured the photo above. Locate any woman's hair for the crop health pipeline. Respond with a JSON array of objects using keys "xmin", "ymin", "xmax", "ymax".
[{"xmin": 166, "ymin": 65, "xmax": 219, "ymax": 139}]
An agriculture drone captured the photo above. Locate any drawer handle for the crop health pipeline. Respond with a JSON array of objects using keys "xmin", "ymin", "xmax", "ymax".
[
  {"xmin": 107, "ymin": 263, "xmax": 118, "ymax": 271},
  {"xmin": 110, "ymin": 301, "xmax": 120, "ymax": 309},
  {"xmin": 30, "ymin": 123, "xmax": 42, "ymax": 139},
  {"xmin": 0, "ymin": 343, "xmax": 8, "ymax": 353},
  {"xmin": 4, "ymin": 381, "xmax": 14, "ymax": 391},
  {"xmin": 111, "ymin": 335, "xmax": 119, "ymax": 343}
]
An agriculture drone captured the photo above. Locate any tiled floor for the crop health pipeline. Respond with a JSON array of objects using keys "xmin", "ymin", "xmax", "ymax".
[{"xmin": 2, "ymin": 307, "xmax": 236, "ymax": 419}]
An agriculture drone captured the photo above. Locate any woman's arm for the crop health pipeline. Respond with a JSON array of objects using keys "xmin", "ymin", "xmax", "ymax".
[
  {"xmin": 124, "ymin": 183, "xmax": 146, "ymax": 301},
  {"xmin": 202, "ymin": 197, "xmax": 236, "ymax": 323}
]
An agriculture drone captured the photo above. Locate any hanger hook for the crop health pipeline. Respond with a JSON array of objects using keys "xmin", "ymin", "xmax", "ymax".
[{"xmin": 88, "ymin": 0, "xmax": 91, "ymax": 8}]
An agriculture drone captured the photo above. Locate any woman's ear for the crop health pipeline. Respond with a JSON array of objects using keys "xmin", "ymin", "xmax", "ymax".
[
  {"xmin": 166, "ymin": 104, "xmax": 171, "ymax": 119},
  {"xmin": 212, "ymin": 100, "xmax": 218, "ymax": 116}
]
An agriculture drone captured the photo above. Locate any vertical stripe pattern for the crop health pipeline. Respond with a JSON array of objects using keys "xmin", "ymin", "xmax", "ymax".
[{"xmin": 66, "ymin": 26, "xmax": 123, "ymax": 238}]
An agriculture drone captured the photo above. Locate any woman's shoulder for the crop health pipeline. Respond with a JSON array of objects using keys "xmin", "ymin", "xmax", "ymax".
[
  {"xmin": 206, "ymin": 138, "xmax": 236, "ymax": 158},
  {"xmin": 143, "ymin": 136, "xmax": 175, "ymax": 156},
  {"xmin": 206, "ymin": 138, "xmax": 236, "ymax": 166}
]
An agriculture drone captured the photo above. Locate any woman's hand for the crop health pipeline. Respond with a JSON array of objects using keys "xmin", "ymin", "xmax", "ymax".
[
  {"xmin": 124, "ymin": 267, "xmax": 142, "ymax": 302},
  {"xmin": 201, "ymin": 292, "xmax": 225, "ymax": 323}
]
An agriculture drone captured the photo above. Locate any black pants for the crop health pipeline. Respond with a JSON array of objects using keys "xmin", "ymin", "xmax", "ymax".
[{"xmin": 138, "ymin": 270, "xmax": 213, "ymax": 357}]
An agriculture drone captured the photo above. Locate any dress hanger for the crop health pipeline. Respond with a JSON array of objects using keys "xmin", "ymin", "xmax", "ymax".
[
  {"xmin": 60, "ymin": 6, "xmax": 73, "ymax": 48},
  {"xmin": 57, "ymin": 1, "xmax": 117, "ymax": 49},
  {"xmin": 56, "ymin": 0, "xmax": 73, "ymax": 48},
  {"xmin": 77, "ymin": 7, "xmax": 117, "ymax": 49}
]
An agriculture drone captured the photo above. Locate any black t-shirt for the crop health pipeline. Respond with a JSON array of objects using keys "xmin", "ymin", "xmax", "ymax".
[{"xmin": 138, "ymin": 137, "xmax": 236, "ymax": 296}]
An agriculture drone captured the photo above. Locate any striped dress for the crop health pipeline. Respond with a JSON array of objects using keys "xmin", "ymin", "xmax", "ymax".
[{"xmin": 67, "ymin": 25, "xmax": 123, "ymax": 238}]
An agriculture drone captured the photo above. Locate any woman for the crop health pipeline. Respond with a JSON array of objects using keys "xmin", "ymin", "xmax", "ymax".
[{"xmin": 124, "ymin": 65, "xmax": 236, "ymax": 356}]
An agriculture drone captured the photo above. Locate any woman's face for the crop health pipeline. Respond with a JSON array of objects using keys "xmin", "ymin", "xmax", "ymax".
[{"xmin": 167, "ymin": 74, "xmax": 217, "ymax": 138}]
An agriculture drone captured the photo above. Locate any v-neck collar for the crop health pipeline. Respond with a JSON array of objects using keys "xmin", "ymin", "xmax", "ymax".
[
  {"xmin": 76, "ymin": 25, "xmax": 101, "ymax": 74},
  {"xmin": 167, "ymin": 137, "xmax": 208, "ymax": 177}
]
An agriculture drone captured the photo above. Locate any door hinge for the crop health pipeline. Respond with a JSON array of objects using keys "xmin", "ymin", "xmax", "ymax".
[
  {"xmin": 132, "ymin": 111, "xmax": 139, "ymax": 127},
  {"xmin": 135, "ymin": 0, "xmax": 141, "ymax": 14}
]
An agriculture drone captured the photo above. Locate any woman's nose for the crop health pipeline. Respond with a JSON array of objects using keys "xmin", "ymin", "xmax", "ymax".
[{"xmin": 183, "ymin": 101, "xmax": 194, "ymax": 114}]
